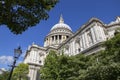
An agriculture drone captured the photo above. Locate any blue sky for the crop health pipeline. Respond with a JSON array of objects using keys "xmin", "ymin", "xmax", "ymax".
[{"xmin": 0, "ymin": 0, "xmax": 120, "ymax": 69}]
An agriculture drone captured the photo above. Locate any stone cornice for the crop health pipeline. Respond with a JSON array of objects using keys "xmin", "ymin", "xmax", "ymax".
[
  {"xmin": 46, "ymin": 32, "xmax": 73, "ymax": 37},
  {"xmin": 105, "ymin": 23, "xmax": 120, "ymax": 28},
  {"xmin": 28, "ymin": 63, "xmax": 42, "ymax": 67},
  {"xmin": 80, "ymin": 42, "xmax": 104, "ymax": 55},
  {"xmin": 47, "ymin": 28, "xmax": 73, "ymax": 36},
  {"xmin": 45, "ymin": 46, "xmax": 57, "ymax": 51}
]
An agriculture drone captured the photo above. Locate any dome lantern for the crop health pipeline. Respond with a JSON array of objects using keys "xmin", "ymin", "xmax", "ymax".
[{"xmin": 59, "ymin": 14, "xmax": 64, "ymax": 23}]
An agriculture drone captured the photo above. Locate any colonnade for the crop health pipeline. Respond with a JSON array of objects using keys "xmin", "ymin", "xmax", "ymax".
[{"xmin": 44, "ymin": 35, "xmax": 69, "ymax": 47}]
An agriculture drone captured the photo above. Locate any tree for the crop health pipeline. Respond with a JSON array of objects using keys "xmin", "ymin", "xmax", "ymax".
[
  {"xmin": 40, "ymin": 50, "xmax": 89, "ymax": 80},
  {"xmin": 40, "ymin": 33, "xmax": 120, "ymax": 80},
  {"xmin": 83, "ymin": 63, "xmax": 120, "ymax": 80},
  {"xmin": 0, "ymin": 71, "xmax": 10, "ymax": 80},
  {"xmin": 40, "ymin": 50, "xmax": 60, "ymax": 80},
  {"xmin": 104, "ymin": 33, "xmax": 120, "ymax": 63},
  {"xmin": 82, "ymin": 33, "xmax": 120, "ymax": 80},
  {"xmin": 12, "ymin": 63, "xmax": 29, "ymax": 80},
  {"xmin": 0, "ymin": 0, "xmax": 59, "ymax": 34}
]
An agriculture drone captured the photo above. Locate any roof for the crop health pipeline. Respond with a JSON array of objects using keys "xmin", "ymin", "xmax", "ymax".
[{"xmin": 50, "ymin": 15, "xmax": 72, "ymax": 31}]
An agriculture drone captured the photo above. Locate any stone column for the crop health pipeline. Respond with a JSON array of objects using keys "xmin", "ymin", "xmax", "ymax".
[
  {"xmin": 30, "ymin": 68, "xmax": 33, "ymax": 80},
  {"xmin": 58, "ymin": 35, "xmax": 60, "ymax": 44},
  {"xmin": 82, "ymin": 34, "xmax": 85, "ymax": 49},
  {"xmin": 98, "ymin": 26, "xmax": 102, "ymax": 41},
  {"xmin": 34, "ymin": 68, "xmax": 37, "ymax": 80},
  {"xmin": 83, "ymin": 33, "xmax": 87, "ymax": 49},
  {"xmin": 93, "ymin": 24, "xmax": 100, "ymax": 41},
  {"xmin": 101, "ymin": 27, "xmax": 106, "ymax": 40},
  {"xmin": 79, "ymin": 36, "xmax": 83, "ymax": 51},
  {"xmin": 98, "ymin": 26, "xmax": 106, "ymax": 41},
  {"xmin": 85, "ymin": 32, "xmax": 89, "ymax": 47},
  {"xmin": 28, "ymin": 68, "xmax": 31, "ymax": 80},
  {"xmin": 72, "ymin": 41, "xmax": 75, "ymax": 55},
  {"xmin": 49, "ymin": 37, "xmax": 51, "ymax": 45},
  {"xmin": 69, "ymin": 43, "xmax": 72, "ymax": 55},
  {"xmin": 51, "ymin": 37, "xmax": 52, "ymax": 45},
  {"xmin": 29, "ymin": 66, "xmax": 35, "ymax": 80},
  {"xmin": 31, "ymin": 66, "xmax": 38, "ymax": 80},
  {"xmin": 62, "ymin": 35, "xmax": 65, "ymax": 41},
  {"xmin": 90, "ymin": 27, "xmax": 96, "ymax": 43},
  {"xmin": 68, "ymin": 44, "xmax": 70, "ymax": 55}
]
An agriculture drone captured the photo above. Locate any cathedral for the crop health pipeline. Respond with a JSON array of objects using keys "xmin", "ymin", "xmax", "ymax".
[{"xmin": 24, "ymin": 15, "xmax": 120, "ymax": 80}]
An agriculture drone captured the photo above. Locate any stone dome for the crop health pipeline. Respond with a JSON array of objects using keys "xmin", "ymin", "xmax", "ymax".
[
  {"xmin": 44, "ymin": 15, "xmax": 73, "ymax": 47},
  {"xmin": 50, "ymin": 15, "xmax": 72, "ymax": 31}
]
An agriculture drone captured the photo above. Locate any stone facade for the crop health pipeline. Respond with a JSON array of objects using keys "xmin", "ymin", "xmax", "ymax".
[{"xmin": 23, "ymin": 16, "xmax": 120, "ymax": 80}]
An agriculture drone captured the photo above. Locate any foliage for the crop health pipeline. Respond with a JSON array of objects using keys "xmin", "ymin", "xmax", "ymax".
[
  {"xmin": 83, "ymin": 63, "xmax": 120, "ymax": 80},
  {"xmin": 40, "ymin": 50, "xmax": 59, "ymax": 80},
  {"xmin": 0, "ymin": 71, "xmax": 10, "ymax": 80},
  {"xmin": 82, "ymin": 33, "xmax": 120, "ymax": 80},
  {"xmin": 40, "ymin": 33, "xmax": 120, "ymax": 80},
  {"xmin": 0, "ymin": 0, "xmax": 59, "ymax": 34},
  {"xmin": 40, "ymin": 50, "xmax": 90, "ymax": 80},
  {"xmin": 12, "ymin": 63, "xmax": 29, "ymax": 80}
]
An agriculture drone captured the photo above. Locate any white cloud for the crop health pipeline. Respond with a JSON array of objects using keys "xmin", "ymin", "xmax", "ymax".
[
  {"xmin": 0, "ymin": 56, "xmax": 14, "ymax": 64},
  {"xmin": 1, "ymin": 68, "xmax": 7, "ymax": 71}
]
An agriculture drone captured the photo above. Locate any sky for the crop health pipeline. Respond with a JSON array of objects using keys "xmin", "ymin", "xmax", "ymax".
[{"xmin": 0, "ymin": 0, "xmax": 120, "ymax": 69}]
